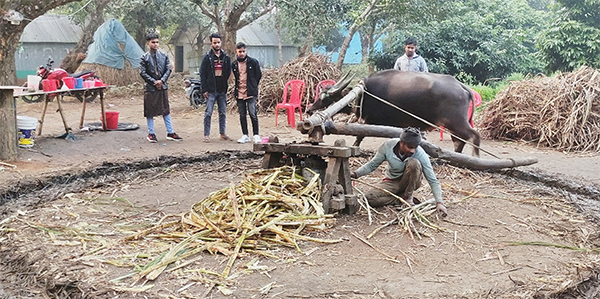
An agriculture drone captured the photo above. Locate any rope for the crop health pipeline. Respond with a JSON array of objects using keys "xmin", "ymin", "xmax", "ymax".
[{"xmin": 362, "ymin": 89, "xmax": 501, "ymax": 159}]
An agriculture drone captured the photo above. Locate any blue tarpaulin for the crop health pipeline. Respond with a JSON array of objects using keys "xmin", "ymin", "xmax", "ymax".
[{"xmin": 82, "ymin": 18, "xmax": 144, "ymax": 69}]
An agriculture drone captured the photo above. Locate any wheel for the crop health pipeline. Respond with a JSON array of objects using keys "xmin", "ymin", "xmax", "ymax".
[
  {"xmin": 75, "ymin": 90, "xmax": 99, "ymax": 103},
  {"xmin": 20, "ymin": 95, "xmax": 44, "ymax": 103},
  {"xmin": 190, "ymin": 89, "xmax": 205, "ymax": 109}
]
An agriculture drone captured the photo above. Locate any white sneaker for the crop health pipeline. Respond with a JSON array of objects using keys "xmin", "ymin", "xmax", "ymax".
[
  {"xmin": 237, "ymin": 135, "xmax": 250, "ymax": 143},
  {"xmin": 253, "ymin": 135, "xmax": 262, "ymax": 143}
]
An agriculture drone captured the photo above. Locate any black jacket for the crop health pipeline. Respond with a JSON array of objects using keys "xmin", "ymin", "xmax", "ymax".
[
  {"xmin": 232, "ymin": 56, "xmax": 262, "ymax": 99},
  {"xmin": 200, "ymin": 50, "xmax": 231, "ymax": 93},
  {"xmin": 140, "ymin": 50, "xmax": 172, "ymax": 92}
]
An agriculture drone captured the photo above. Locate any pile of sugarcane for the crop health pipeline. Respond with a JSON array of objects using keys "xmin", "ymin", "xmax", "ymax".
[
  {"xmin": 228, "ymin": 54, "xmax": 341, "ymax": 113},
  {"xmin": 127, "ymin": 166, "xmax": 339, "ymax": 282},
  {"xmin": 480, "ymin": 66, "xmax": 600, "ymax": 152}
]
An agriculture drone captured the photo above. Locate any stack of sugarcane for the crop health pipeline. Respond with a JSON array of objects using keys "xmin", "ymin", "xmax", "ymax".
[
  {"xmin": 129, "ymin": 166, "xmax": 340, "ymax": 282},
  {"xmin": 480, "ymin": 66, "xmax": 600, "ymax": 152}
]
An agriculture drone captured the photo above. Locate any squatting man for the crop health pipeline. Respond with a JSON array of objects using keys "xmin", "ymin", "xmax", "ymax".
[{"xmin": 350, "ymin": 127, "xmax": 448, "ymax": 216}]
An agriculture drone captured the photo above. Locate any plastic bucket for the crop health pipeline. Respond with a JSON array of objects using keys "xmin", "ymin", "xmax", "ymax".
[
  {"xmin": 17, "ymin": 116, "xmax": 38, "ymax": 148},
  {"xmin": 94, "ymin": 78, "xmax": 105, "ymax": 87},
  {"xmin": 62, "ymin": 77, "xmax": 75, "ymax": 89},
  {"xmin": 42, "ymin": 79, "xmax": 57, "ymax": 92},
  {"xmin": 101, "ymin": 111, "xmax": 119, "ymax": 130},
  {"xmin": 75, "ymin": 78, "xmax": 84, "ymax": 89},
  {"xmin": 83, "ymin": 80, "xmax": 94, "ymax": 88},
  {"xmin": 27, "ymin": 75, "xmax": 41, "ymax": 91}
]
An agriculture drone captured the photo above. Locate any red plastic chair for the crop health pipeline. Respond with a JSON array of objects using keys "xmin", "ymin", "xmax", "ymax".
[
  {"xmin": 275, "ymin": 80, "xmax": 305, "ymax": 126},
  {"xmin": 440, "ymin": 89, "xmax": 482, "ymax": 140},
  {"xmin": 306, "ymin": 79, "xmax": 336, "ymax": 111}
]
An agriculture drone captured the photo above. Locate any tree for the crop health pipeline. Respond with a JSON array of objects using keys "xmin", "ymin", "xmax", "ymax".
[
  {"xmin": 0, "ymin": 0, "xmax": 81, "ymax": 85},
  {"xmin": 276, "ymin": 0, "xmax": 345, "ymax": 56},
  {"xmin": 188, "ymin": 0, "xmax": 275, "ymax": 56},
  {"xmin": 335, "ymin": 0, "xmax": 381, "ymax": 70},
  {"xmin": 373, "ymin": 0, "xmax": 549, "ymax": 82},
  {"xmin": 59, "ymin": 0, "xmax": 112, "ymax": 73},
  {"xmin": 537, "ymin": 0, "xmax": 600, "ymax": 72},
  {"xmin": 110, "ymin": 0, "xmax": 206, "ymax": 48}
]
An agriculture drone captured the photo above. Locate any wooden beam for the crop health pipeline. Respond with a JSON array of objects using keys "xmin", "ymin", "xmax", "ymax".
[
  {"xmin": 325, "ymin": 122, "xmax": 538, "ymax": 170},
  {"xmin": 253, "ymin": 143, "xmax": 360, "ymax": 158}
]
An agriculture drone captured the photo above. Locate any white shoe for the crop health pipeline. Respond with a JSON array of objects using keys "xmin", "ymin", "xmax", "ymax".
[
  {"xmin": 253, "ymin": 135, "xmax": 262, "ymax": 143},
  {"xmin": 237, "ymin": 135, "xmax": 250, "ymax": 143}
]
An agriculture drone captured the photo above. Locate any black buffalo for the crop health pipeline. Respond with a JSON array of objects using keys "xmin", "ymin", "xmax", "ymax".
[{"xmin": 307, "ymin": 70, "xmax": 481, "ymax": 156}]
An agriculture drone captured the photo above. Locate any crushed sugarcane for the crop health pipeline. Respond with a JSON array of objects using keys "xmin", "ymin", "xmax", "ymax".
[{"xmin": 121, "ymin": 166, "xmax": 341, "ymax": 282}]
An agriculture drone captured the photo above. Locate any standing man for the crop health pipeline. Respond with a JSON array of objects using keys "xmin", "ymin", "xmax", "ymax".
[
  {"xmin": 140, "ymin": 32, "xmax": 182, "ymax": 143},
  {"xmin": 232, "ymin": 42, "xmax": 262, "ymax": 144},
  {"xmin": 350, "ymin": 127, "xmax": 447, "ymax": 217},
  {"xmin": 393, "ymin": 38, "xmax": 428, "ymax": 73},
  {"xmin": 200, "ymin": 32, "xmax": 232, "ymax": 142}
]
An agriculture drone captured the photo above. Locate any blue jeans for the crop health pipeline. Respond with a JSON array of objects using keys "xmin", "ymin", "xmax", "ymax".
[
  {"xmin": 204, "ymin": 92, "xmax": 227, "ymax": 136},
  {"xmin": 237, "ymin": 97, "xmax": 259, "ymax": 136},
  {"xmin": 147, "ymin": 114, "xmax": 174, "ymax": 135}
]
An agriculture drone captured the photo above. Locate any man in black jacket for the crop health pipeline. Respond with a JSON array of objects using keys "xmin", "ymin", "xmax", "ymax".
[
  {"xmin": 200, "ymin": 33, "xmax": 232, "ymax": 142},
  {"xmin": 232, "ymin": 42, "xmax": 262, "ymax": 143},
  {"xmin": 140, "ymin": 32, "xmax": 182, "ymax": 143}
]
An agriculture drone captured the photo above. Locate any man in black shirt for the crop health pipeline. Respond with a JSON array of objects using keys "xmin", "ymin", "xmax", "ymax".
[{"xmin": 200, "ymin": 33, "xmax": 232, "ymax": 142}]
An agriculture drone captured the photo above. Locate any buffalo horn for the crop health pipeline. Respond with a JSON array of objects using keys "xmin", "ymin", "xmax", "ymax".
[{"xmin": 328, "ymin": 72, "xmax": 353, "ymax": 94}]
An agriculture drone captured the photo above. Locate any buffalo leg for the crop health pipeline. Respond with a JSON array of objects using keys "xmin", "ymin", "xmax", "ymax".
[
  {"xmin": 353, "ymin": 135, "xmax": 365, "ymax": 147},
  {"xmin": 450, "ymin": 125, "xmax": 481, "ymax": 157}
]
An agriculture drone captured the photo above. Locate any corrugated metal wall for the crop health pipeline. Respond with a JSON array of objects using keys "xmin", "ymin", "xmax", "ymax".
[{"xmin": 16, "ymin": 43, "xmax": 76, "ymax": 78}]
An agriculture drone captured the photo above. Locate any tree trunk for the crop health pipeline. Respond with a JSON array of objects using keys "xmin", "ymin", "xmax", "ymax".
[
  {"xmin": 298, "ymin": 29, "xmax": 314, "ymax": 57},
  {"xmin": 60, "ymin": 0, "xmax": 111, "ymax": 73},
  {"xmin": 335, "ymin": 0, "xmax": 379, "ymax": 70},
  {"xmin": 0, "ymin": 89, "xmax": 17, "ymax": 161},
  {"xmin": 359, "ymin": 31, "xmax": 369, "ymax": 64},
  {"xmin": 324, "ymin": 122, "xmax": 538, "ymax": 170}
]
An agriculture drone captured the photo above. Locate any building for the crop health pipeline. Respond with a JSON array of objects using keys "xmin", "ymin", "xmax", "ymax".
[
  {"xmin": 16, "ymin": 15, "xmax": 83, "ymax": 79},
  {"xmin": 169, "ymin": 14, "xmax": 298, "ymax": 73}
]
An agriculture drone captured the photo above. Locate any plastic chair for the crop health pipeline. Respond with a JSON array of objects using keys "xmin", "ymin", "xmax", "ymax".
[
  {"xmin": 275, "ymin": 80, "xmax": 305, "ymax": 126},
  {"xmin": 306, "ymin": 79, "xmax": 336, "ymax": 111},
  {"xmin": 440, "ymin": 89, "xmax": 482, "ymax": 140}
]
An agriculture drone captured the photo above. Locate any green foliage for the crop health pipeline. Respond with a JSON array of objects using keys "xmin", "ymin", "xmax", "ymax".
[
  {"xmin": 276, "ymin": 0, "xmax": 346, "ymax": 49},
  {"xmin": 372, "ymin": 0, "xmax": 550, "ymax": 83},
  {"xmin": 470, "ymin": 72, "xmax": 525, "ymax": 104},
  {"xmin": 537, "ymin": 0, "xmax": 600, "ymax": 72},
  {"xmin": 341, "ymin": 63, "xmax": 371, "ymax": 79}
]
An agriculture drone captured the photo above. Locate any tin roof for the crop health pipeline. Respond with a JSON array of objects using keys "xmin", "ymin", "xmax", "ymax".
[
  {"xmin": 20, "ymin": 15, "xmax": 82, "ymax": 43},
  {"xmin": 237, "ymin": 15, "xmax": 282, "ymax": 46}
]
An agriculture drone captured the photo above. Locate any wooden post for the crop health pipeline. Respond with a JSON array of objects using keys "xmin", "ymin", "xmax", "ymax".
[{"xmin": 0, "ymin": 88, "xmax": 18, "ymax": 161}]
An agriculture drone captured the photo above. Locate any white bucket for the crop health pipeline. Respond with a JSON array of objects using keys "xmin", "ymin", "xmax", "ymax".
[
  {"xmin": 17, "ymin": 115, "xmax": 38, "ymax": 148},
  {"xmin": 27, "ymin": 75, "xmax": 41, "ymax": 91}
]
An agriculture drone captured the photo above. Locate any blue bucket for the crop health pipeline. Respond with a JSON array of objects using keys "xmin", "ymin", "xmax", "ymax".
[{"xmin": 75, "ymin": 77, "xmax": 84, "ymax": 89}]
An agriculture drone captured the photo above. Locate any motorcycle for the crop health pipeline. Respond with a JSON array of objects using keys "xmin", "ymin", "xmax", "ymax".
[
  {"xmin": 21, "ymin": 58, "xmax": 100, "ymax": 103},
  {"xmin": 184, "ymin": 72, "xmax": 205, "ymax": 109}
]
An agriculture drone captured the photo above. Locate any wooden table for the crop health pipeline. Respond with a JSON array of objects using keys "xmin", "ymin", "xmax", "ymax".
[{"xmin": 13, "ymin": 86, "xmax": 108, "ymax": 136}]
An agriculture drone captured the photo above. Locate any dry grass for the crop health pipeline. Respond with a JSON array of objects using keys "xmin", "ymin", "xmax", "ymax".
[
  {"xmin": 479, "ymin": 66, "xmax": 600, "ymax": 152},
  {"xmin": 76, "ymin": 61, "xmax": 143, "ymax": 87}
]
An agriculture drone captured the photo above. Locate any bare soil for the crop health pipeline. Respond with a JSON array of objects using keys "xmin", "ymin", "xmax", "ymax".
[{"xmin": 2, "ymin": 86, "xmax": 600, "ymax": 299}]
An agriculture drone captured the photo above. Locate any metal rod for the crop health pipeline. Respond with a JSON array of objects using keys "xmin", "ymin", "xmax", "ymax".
[{"xmin": 300, "ymin": 85, "xmax": 364, "ymax": 132}]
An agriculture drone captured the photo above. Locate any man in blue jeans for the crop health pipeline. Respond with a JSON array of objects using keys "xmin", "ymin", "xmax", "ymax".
[
  {"xmin": 140, "ymin": 32, "xmax": 182, "ymax": 142},
  {"xmin": 232, "ymin": 42, "xmax": 262, "ymax": 143},
  {"xmin": 200, "ymin": 32, "xmax": 232, "ymax": 142}
]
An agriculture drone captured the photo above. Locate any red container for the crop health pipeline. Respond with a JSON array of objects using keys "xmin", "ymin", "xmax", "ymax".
[
  {"xmin": 101, "ymin": 111, "xmax": 120, "ymax": 130},
  {"xmin": 42, "ymin": 79, "xmax": 57, "ymax": 92},
  {"xmin": 94, "ymin": 78, "xmax": 105, "ymax": 87},
  {"xmin": 62, "ymin": 77, "xmax": 75, "ymax": 89}
]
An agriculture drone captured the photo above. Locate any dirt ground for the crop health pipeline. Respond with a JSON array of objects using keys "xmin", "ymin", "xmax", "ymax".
[{"xmin": 2, "ymin": 85, "xmax": 600, "ymax": 298}]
